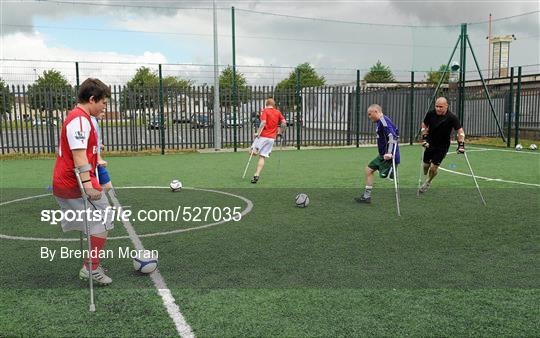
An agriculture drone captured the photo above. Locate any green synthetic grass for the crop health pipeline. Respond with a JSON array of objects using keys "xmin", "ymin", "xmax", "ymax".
[{"xmin": 1, "ymin": 145, "xmax": 539, "ymax": 337}]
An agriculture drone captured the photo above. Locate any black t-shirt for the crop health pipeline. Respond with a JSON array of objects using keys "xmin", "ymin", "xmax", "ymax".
[{"xmin": 423, "ymin": 109, "xmax": 462, "ymax": 148}]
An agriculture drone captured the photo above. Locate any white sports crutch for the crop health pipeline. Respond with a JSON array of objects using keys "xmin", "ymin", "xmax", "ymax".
[
  {"xmin": 276, "ymin": 134, "xmax": 284, "ymax": 178},
  {"xmin": 417, "ymin": 147, "xmax": 425, "ymax": 197},
  {"xmin": 391, "ymin": 144, "xmax": 401, "ymax": 216},
  {"xmin": 242, "ymin": 144, "xmax": 256, "ymax": 179},
  {"xmin": 73, "ymin": 168, "xmax": 96, "ymax": 312},
  {"xmin": 463, "ymin": 151, "xmax": 487, "ymax": 206}
]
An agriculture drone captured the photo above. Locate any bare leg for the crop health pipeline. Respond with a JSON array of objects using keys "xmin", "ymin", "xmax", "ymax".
[
  {"xmin": 426, "ymin": 163, "xmax": 439, "ymax": 183},
  {"xmin": 422, "ymin": 162, "xmax": 430, "ymax": 175},
  {"xmin": 356, "ymin": 166, "xmax": 376, "ymax": 203},
  {"xmin": 365, "ymin": 166, "xmax": 375, "ymax": 187},
  {"xmin": 254, "ymin": 156, "xmax": 266, "ymax": 177}
]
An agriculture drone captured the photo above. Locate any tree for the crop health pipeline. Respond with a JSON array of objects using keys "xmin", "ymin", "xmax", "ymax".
[
  {"xmin": 275, "ymin": 63, "xmax": 326, "ymax": 110},
  {"xmin": 219, "ymin": 66, "xmax": 249, "ymax": 110},
  {"xmin": 426, "ymin": 64, "xmax": 450, "ymax": 84},
  {"xmin": 121, "ymin": 66, "xmax": 192, "ymax": 112},
  {"xmin": 26, "ymin": 70, "xmax": 75, "ymax": 112},
  {"xmin": 0, "ymin": 78, "xmax": 14, "ymax": 116},
  {"xmin": 363, "ymin": 61, "xmax": 395, "ymax": 83}
]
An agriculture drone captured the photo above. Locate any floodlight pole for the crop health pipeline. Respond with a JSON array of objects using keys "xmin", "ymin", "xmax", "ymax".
[
  {"xmin": 428, "ymin": 36, "xmax": 460, "ymax": 109},
  {"xmin": 231, "ymin": 6, "xmax": 238, "ymax": 152},
  {"xmin": 418, "ymin": 25, "xmax": 506, "ymax": 143},
  {"xmin": 213, "ymin": 0, "xmax": 221, "ymax": 150},
  {"xmin": 458, "ymin": 23, "xmax": 467, "ymax": 123},
  {"xmin": 465, "ymin": 34, "xmax": 506, "ymax": 142},
  {"xmin": 414, "ymin": 36, "xmax": 460, "ymax": 140}
]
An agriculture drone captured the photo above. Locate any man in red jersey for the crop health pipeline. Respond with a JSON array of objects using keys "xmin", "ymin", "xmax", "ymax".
[
  {"xmin": 52, "ymin": 78, "xmax": 113, "ymax": 285},
  {"xmin": 249, "ymin": 98, "xmax": 286, "ymax": 184}
]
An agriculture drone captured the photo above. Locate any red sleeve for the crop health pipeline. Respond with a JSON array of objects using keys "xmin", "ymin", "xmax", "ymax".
[{"xmin": 260, "ymin": 109, "xmax": 267, "ymax": 122}]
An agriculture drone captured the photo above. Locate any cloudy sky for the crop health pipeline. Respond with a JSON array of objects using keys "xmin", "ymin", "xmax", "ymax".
[{"xmin": 1, "ymin": 0, "xmax": 538, "ymax": 85}]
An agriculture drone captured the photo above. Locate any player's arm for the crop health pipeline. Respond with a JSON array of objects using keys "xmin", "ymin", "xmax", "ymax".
[
  {"xmin": 384, "ymin": 127, "xmax": 398, "ymax": 160},
  {"xmin": 456, "ymin": 127, "xmax": 465, "ymax": 153},
  {"xmin": 255, "ymin": 110, "xmax": 267, "ymax": 137},
  {"xmin": 73, "ymin": 150, "xmax": 101, "ymax": 200},
  {"xmin": 277, "ymin": 115, "xmax": 286, "ymax": 139},
  {"xmin": 97, "ymin": 153, "xmax": 107, "ymax": 167},
  {"xmin": 255, "ymin": 120, "xmax": 266, "ymax": 138},
  {"xmin": 421, "ymin": 122, "xmax": 429, "ymax": 148}
]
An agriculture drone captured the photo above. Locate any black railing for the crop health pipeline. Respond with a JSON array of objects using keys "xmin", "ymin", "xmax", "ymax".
[{"xmin": 1, "ymin": 85, "xmax": 539, "ymax": 154}]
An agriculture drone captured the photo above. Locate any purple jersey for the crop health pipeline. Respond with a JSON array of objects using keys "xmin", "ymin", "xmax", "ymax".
[{"xmin": 376, "ymin": 115, "xmax": 400, "ymax": 164}]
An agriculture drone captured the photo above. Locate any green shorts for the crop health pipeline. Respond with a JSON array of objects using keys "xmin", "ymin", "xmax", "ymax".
[{"xmin": 368, "ymin": 155, "xmax": 394, "ymax": 178}]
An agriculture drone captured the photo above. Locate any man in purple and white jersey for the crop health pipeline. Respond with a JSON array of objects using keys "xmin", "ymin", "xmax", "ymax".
[{"xmin": 355, "ymin": 104, "xmax": 400, "ymax": 204}]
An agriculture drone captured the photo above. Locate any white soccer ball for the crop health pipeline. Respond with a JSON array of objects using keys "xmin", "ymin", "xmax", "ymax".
[
  {"xmin": 133, "ymin": 250, "xmax": 158, "ymax": 274},
  {"xmin": 515, "ymin": 144, "xmax": 523, "ymax": 151},
  {"xmin": 169, "ymin": 179, "xmax": 182, "ymax": 192},
  {"xmin": 295, "ymin": 193, "xmax": 310, "ymax": 208},
  {"xmin": 529, "ymin": 144, "xmax": 537, "ymax": 150}
]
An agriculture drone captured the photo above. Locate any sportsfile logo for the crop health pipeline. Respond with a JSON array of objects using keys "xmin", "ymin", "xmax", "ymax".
[{"xmin": 40, "ymin": 206, "xmax": 242, "ymax": 225}]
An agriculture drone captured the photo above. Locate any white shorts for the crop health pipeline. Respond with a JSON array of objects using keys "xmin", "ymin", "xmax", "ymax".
[
  {"xmin": 251, "ymin": 137, "xmax": 275, "ymax": 158},
  {"xmin": 54, "ymin": 192, "xmax": 114, "ymax": 235}
]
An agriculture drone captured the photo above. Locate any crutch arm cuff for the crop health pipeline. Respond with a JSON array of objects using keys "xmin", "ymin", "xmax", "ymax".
[{"xmin": 74, "ymin": 164, "xmax": 92, "ymax": 174}]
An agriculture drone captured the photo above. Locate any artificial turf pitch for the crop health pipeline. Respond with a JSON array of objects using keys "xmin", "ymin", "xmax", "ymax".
[{"xmin": 1, "ymin": 145, "xmax": 539, "ymax": 336}]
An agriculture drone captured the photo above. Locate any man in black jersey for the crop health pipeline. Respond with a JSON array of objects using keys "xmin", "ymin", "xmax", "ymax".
[{"xmin": 419, "ymin": 97, "xmax": 466, "ymax": 194}]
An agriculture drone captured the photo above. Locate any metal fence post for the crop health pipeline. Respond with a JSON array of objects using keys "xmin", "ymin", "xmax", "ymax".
[
  {"xmin": 231, "ymin": 6, "xmax": 238, "ymax": 152},
  {"xmin": 295, "ymin": 68, "xmax": 301, "ymax": 150},
  {"xmin": 356, "ymin": 70, "xmax": 360, "ymax": 147},
  {"xmin": 159, "ymin": 64, "xmax": 165, "ymax": 155},
  {"xmin": 75, "ymin": 62, "xmax": 80, "ymax": 90},
  {"xmin": 48, "ymin": 85, "xmax": 55, "ymax": 153},
  {"xmin": 409, "ymin": 71, "xmax": 415, "ymax": 145},
  {"xmin": 514, "ymin": 66, "xmax": 522, "ymax": 146},
  {"xmin": 507, "ymin": 67, "xmax": 514, "ymax": 147}
]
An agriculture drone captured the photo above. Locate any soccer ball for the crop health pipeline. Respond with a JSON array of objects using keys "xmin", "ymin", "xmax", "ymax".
[
  {"xmin": 169, "ymin": 179, "xmax": 182, "ymax": 192},
  {"xmin": 515, "ymin": 144, "xmax": 523, "ymax": 151},
  {"xmin": 133, "ymin": 250, "xmax": 158, "ymax": 274},
  {"xmin": 295, "ymin": 193, "xmax": 309, "ymax": 208},
  {"xmin": 529, "ymin": 144, "xmax": 538, "ymax": 150}
]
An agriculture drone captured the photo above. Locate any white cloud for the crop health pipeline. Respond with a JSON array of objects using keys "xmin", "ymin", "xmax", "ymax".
[
  {"xmin": 1, "ymin": 32, "xmax": 168, "ymax": 85},
  {"xmin": 1, "ymin": 1, "xmax": 538, "ymax": 84}
]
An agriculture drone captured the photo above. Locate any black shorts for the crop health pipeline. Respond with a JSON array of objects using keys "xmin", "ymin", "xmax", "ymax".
[{"xmin": 423, "ymin": 146, "xmax": 449, "ymax": 166}]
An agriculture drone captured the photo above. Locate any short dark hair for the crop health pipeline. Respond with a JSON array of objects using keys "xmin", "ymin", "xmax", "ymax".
[{"xmin": 77, "ymin": 78, "xmax": 111, "ymax": 103}]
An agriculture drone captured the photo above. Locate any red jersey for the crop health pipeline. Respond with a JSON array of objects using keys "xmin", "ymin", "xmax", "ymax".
[
  {"xmin": 260, "ymin": 107, "xmax": 286, "ymax": 139},
  {"xmin": 53, "ymin": 107, "xmax": 101, "ymax": 199}
]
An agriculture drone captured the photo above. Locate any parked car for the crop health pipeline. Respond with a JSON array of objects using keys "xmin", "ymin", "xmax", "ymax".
[
  {"xmin": 223, "ymin": 114, "xmax": 247, "ymax": 128},
  {"xmin": 148, "ymin": 116, "xmax": 166, "ymax": 130},
  {"xmin": 190, "ymin": 114, "xmax": 211, "ymax": 128},
  {"xmin": 283, "ymin": 112, "xmax": 296, "ymax": 126},
  {"xmin": 172, "ymin": 113, "xmax": 191, "ymax": 124},
  {"xmin": 32, "ymin": 118, "xmax": 57, "ymax": 127}
]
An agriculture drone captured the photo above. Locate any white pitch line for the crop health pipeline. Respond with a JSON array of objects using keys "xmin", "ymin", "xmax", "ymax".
[
  {"xmin": 467, "ymin": 146, "xmax": 540, "ymax": 155},
  {"xmin": 0, "ymin": 186, "xmax": 253, "ymax": 242},
  {"xmin": 439, "ymin": 167, "xmax": 540, "ymax": 187},
  {"xmin": 108, "ymin": 191, "xmax": 195, "ymax": 338}
]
